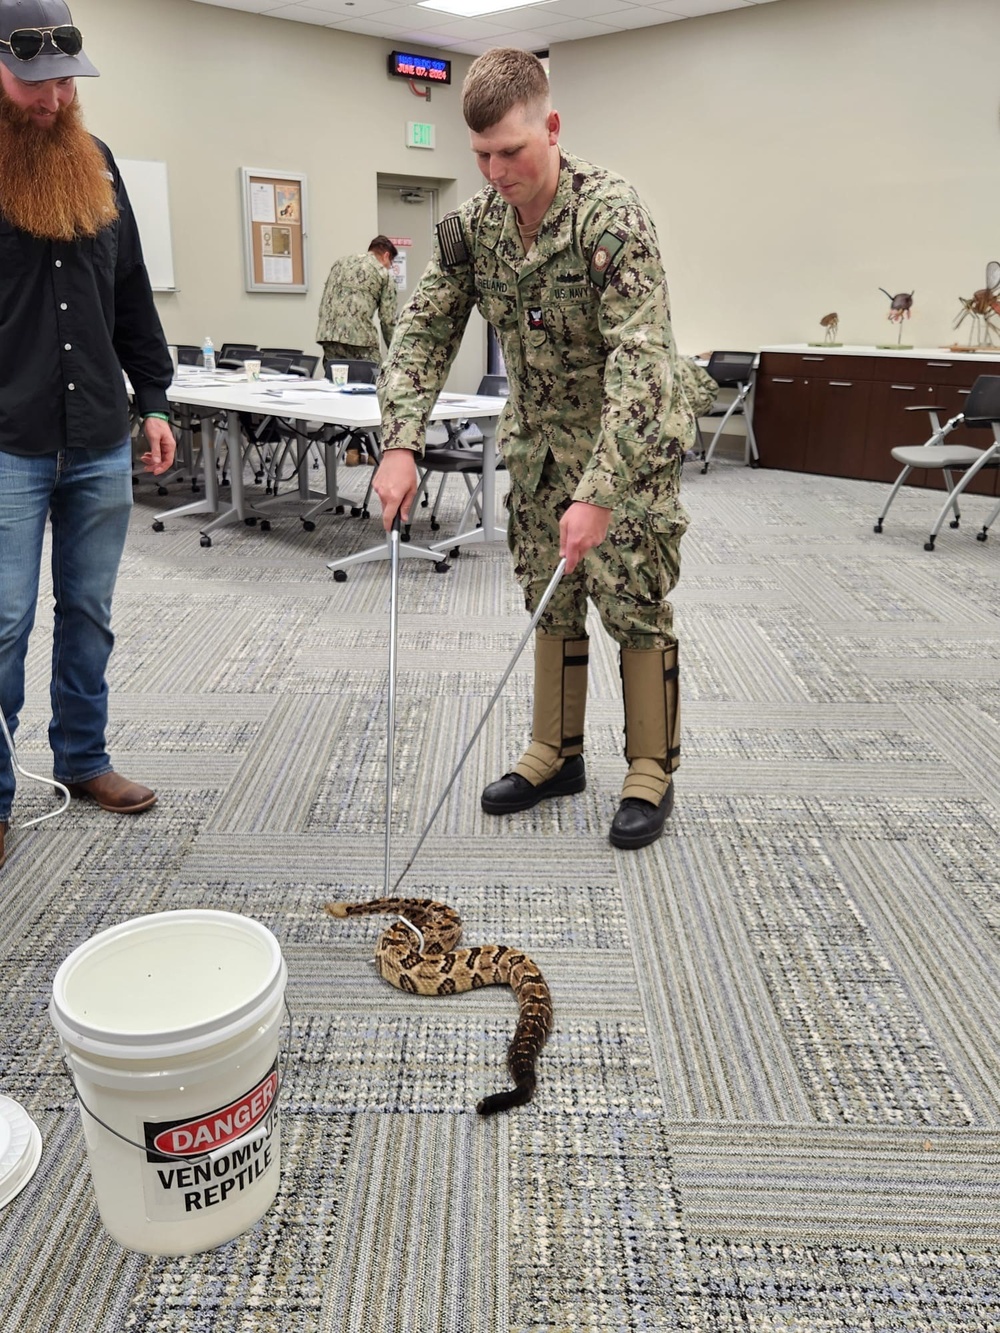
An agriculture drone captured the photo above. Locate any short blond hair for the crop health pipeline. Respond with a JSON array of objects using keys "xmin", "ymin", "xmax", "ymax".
[{"xmin": 462, "ymin": 49, "xmax": 549, "ymax": 134}]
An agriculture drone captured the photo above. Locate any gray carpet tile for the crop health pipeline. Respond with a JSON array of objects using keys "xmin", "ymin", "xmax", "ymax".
[{"xmin": 2, "ymin": 458, "xmax": 1000, "ymax": 1330}]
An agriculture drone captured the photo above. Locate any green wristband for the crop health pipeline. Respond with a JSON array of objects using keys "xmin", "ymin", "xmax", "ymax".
[{"xmin": 142, "ymin": 412, "xmax": 171, "ymax": 421}]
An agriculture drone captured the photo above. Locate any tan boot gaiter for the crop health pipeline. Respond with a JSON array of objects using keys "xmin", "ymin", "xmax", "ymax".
[
  {"xmin": 513, "ymin": 633, "xmax": 589, "ymax": 786},
  {"xmin": 619, "ymin": 644, "xmax": 680, "ymax": 804}
]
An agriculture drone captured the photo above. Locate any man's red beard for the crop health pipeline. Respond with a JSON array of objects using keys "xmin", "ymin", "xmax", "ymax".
[{"xmin": 0, "ymin": 87, "xmax": 118, "ymax": 241}]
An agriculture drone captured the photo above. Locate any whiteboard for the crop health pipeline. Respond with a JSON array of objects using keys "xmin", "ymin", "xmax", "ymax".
[{"xmin": 117, "ymin": 158, "xmax": 176, "ymax": 291}]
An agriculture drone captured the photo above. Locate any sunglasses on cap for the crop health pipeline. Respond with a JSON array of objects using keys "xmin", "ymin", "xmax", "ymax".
[{"xmin": 0, "ymin": 25, "xmax": 83, "ymax": 63}]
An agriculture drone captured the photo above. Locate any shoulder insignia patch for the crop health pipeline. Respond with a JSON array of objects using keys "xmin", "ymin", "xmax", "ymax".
[
  {"xmin": 436, "ymin": 211, "xmax": 470, "ymax": 269},
  {"xmin": 589, "ymin": 230, "xmax": 626, "ymax": 289}
]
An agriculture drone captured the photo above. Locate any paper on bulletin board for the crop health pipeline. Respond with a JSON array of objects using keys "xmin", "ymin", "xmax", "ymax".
[
  {"xmin": 391, "ymin": 251, "xmax": 407, "ymax": 292},
  {"xmin": 250, "ymin": 181, "xmax": 276, "ymax": 223},
  {"xmin": 262, "ymin": 256, "xmax": 294, "ymax": 284}
]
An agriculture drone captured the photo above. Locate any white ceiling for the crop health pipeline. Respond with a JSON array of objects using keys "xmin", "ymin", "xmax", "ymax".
[{"xmin": 193, "ymin": 0, "xmax": 781, "ymax": 58}]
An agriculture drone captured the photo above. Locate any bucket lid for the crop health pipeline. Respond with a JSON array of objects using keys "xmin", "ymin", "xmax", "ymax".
[
  {"xmin": 49, "ymin": 909, "xmax": 286, "ymax": 1060},
  {"xmin": 0, "ymin": 1095, "xmax": 42, "ymax": 1210}
]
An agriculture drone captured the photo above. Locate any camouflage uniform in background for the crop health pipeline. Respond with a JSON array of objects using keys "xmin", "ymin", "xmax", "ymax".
[
  {"xmin": 679, "ymin": 357, "xmax": 719, "ymax": 419},
  {"xmin": 378, "ymin": 150, "xmax": 692, "ymax": 652},
  {"xmin": 316, "ymin": 250, "xmax": 397, "ymax": 367}
]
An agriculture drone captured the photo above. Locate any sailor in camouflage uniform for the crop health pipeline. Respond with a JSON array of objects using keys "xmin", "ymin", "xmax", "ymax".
[
  {"xmin": 374, "ymin": 49, "xmax": 693, "ymax": 849},
  {"xmin": 316, "ymin": 235, "xmax": 398, "ymax": 369}
]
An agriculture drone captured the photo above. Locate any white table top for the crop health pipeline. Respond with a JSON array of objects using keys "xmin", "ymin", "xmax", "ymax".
[
  {"xmin": 166, "ymin": 371, "xmax": 506, "ymax": 426},
  {"xmin": 760, "ymin": 343, "xmax": 1000, "ymax": 362}
]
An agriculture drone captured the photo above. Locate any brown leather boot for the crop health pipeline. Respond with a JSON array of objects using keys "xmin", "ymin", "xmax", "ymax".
[
  {"xmin": 66, "ymin": 772, "xmax": 157, "ymax": 813},
  {"xmin": 0, "ymin": 820, "xmax": 7, "ymax": 868}
]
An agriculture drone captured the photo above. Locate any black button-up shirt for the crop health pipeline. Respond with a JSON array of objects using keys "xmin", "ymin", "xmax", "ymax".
[{"xmin": 0, "ymin": 136, "xmax": 172, "ymax": 457}]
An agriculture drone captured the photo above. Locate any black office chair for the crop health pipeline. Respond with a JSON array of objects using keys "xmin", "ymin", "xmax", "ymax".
[
  {"xmin": 478, "ymin": 374, "xmax": 510, "ymax": 398},
  {"xmin": 219, "ymin": 343, "xmax": 258, "ymax": 363},
  {"xmin": 175, "ymin": 344, "xmax": 202, "ymax": 366},
  {"xmin": 288, "ymin": 354, "xmax": 320, "ymax": 378},
  {"xmin": 325, "ymin": 359, "xmax": 378, "ymax": 385},
  {"xmin": 259, "ymin": 347, "xmax": 303, "ymax": 357},
  {"xmin": 696, "ymin": 351, "xmax": 759, "ymax": 474},
  {"xmin": 407, "ymin": 374, "xmax": 510, "ymax": 544}
]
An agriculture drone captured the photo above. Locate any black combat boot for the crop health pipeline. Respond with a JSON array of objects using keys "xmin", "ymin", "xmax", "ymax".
[
  {"xmin": 608, "ymin": 644, "xmax": 680, "ymax": 849},
  {"xmin": 481, "ymin": 633, "xmax": 588, "ymax": 814}
]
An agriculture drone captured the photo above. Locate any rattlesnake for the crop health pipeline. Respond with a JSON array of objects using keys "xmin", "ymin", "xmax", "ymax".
[{"xmin": 324, "ymin": 896, "xmax": 552, "ymax": 1115}]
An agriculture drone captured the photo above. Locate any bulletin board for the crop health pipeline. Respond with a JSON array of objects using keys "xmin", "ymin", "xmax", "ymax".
[{"xmin": 240, "ymin": 168, "xmax": 308, "ymax": 294}]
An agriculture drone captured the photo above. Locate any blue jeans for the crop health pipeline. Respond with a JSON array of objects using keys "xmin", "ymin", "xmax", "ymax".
[{"xmin": 0, "ymin": 441, "xmax": 132, "ymax": 820}]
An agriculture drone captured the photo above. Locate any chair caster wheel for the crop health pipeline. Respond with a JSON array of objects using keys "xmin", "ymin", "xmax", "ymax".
[
  {"xmin": 157, "ymin": 486, "xmax": 168, "ymax": 496},
  {"xmin": 302, "ymin": 520, "xmax": 315, "ymax": 532},
  {"xmin": 333, "ymin": 569, "xmax": 348, "ymax": 582},
  {"xmin": 450, "ymin": 548, "xmax": 460, "ymax": 559},
  {"xmin": 949, "ymin": 519, "xmax": 960, "ymax": 530},
  {"xmin": 434, "ymin": 560, "xmax": 450, "ymax": 574},
  {"xmin": 401, "ymin": 526, "xmax": 411, "ymax": 543},
  {"xmin": 700, "ymin": 465, "xmax": 709, "ymax": 475},
  {"xmin": 335, "ymin": 505, "xmax": 345, "ymax": 515},
  {"xmin": 255, "ymin": 473, "xmax": 264, "ymax": 484},
  {"xmin": 191, "ymin": 482, "xmax": 200, "ymax": 493},
  {"xmin": 350, "ymin": 507, "xmax": 362, "ymax": 518},
  {"xmin": 420, "ymin": 498, "xmax": 429, "ymax": 509},
  {"xmin": 362, "ymin": 509, "xmax": 370, "ymax": 519},
  {"xmin": 152, "ymin": 520, "xmax": 164, "ymax": 533},
  {"xmin": 260, "ymin": 520, "xmax": 271, "ymax": 532},
  {"xmin": 873, "ymin": 522, "xmax": 883, "ymax": 533},
  {"xmin": 923, "ymin": 539, "xmax": 936, "ymax": 551},
  {"xmin": 200, "ymin": 535, "xmax": 212, "ymax": 548},
  {"xmin": 430, "ymin": 519, "xmax": 440, "ymax": 531},
  {"xmin": 245, "ymin": 516, "xmax": 257, "ymax": 526},
  {"xmin": 977, "ymin": 530, "xmax": 989, "ymax": 542}
]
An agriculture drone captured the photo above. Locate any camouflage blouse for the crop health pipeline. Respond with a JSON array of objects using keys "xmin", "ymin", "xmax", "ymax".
[
  {"xmin": 377, "ymin": 150, "xmax": 694, "ymax": 511},
  {"xmin": 316, "ymin": 251, "xmax": 397, "ymax": 350}
]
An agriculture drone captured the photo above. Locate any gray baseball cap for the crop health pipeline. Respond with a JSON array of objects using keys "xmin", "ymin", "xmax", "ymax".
[{"xmin": 0, "ymin": 0, "xmax": 98, "ymax": 82}]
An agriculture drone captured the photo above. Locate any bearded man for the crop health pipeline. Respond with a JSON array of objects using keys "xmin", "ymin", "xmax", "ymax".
[{"xmin": 0, "ymin": 0, "xmax": 176, "ymax": 869}]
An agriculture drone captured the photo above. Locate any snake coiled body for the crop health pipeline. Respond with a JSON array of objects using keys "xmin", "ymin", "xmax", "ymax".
[{"xmin": 324, "ymin": 896, "xmax": 552, "ymax": 1115}]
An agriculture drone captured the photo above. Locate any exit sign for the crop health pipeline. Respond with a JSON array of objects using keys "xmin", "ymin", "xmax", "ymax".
[{"xmin": 406, "ymin": 121, "xmax": 435, "ymax": 150}]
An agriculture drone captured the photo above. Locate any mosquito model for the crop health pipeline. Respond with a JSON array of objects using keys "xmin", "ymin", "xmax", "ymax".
[{"xmin": 953, "ymin": 261, "xmax": 1000, "ymax": 349}]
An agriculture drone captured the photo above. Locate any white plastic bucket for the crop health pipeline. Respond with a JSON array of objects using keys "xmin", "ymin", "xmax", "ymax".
[{"xmin": 49, "ymin": 909, "xmax": 287, "ymax": 1256}]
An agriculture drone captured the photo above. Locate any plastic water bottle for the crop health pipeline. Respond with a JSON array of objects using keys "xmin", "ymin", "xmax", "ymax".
[{"xmin": 201, "ymin": 336, "xmax": 215, "ymax": 373}]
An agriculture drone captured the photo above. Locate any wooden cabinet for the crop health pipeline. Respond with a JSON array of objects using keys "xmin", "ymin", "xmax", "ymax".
[
  {"xmin": 751, "ymin": 374, "xmax": 811, "ymax": 472},
  {"xmin": 804, "ymin": 377, "xmax": 872, "ymax": 478},
  {"xmin": 753, "ymin": 350, "xmax": 1000, "ymax": 495}
]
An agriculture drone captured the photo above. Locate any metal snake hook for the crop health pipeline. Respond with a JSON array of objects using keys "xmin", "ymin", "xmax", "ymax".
[
  {"xmin": 391, "ymin": 557, "xmax": 567, "ymax": 893},
  {"xmin": 394, "ymin": 915, "xmax": 426, "ymax": 955},
  {"xmin": 384, "ymin": 512, "xmax": 402, "ymax": 898},
  {"xmin": 0, "ymin": 708, "xmax": 71, "ymax": 829}
]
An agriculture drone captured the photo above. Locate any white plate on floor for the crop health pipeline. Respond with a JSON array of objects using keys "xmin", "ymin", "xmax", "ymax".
[{"xmin": 0, "ymin": 1095, "xmax": 42, "ymax": 1209}]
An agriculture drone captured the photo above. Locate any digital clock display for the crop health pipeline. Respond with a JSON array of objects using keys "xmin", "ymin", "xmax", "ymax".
[{"xmin": 388, "ymin": 50, "xmax": 452, "ymax": 84}]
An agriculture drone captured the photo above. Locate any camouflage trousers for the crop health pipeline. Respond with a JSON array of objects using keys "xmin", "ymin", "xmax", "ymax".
[
  {"xmin": 505, "ymin": 451, "xmax": 686, "ymax": 650},
  {"xmin": 321, "ymin": 341, "xmax": 380, "ymax": 368}
]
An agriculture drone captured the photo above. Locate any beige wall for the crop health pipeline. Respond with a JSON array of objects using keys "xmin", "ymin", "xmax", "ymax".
[
  {"xmin": 73, "ymin": 0, "xmax": 486, "ymax": 389},
  {"xmin": 550, "ymin": 0, "xmax": 1000, "ymax": 354},
  {"xmin": 74, "ymin": 0, "xmax": 999, "ymax": 367}
]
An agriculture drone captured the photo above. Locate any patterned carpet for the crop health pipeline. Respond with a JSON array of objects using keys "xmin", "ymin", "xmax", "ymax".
[{"xmin": 1, "ymin": 448, "xmax": 999, "ymax": 1332}]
